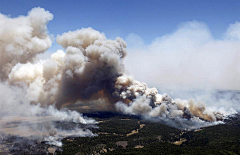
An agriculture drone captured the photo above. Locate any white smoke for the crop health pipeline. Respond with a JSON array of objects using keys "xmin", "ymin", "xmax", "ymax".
[
  {"xmin": 0, "ymin": 7, "xmax": 53, "ymax": 79},
  {"xmin": 44, "ymin": 128, "xmax": 96, "ymax": 147}
]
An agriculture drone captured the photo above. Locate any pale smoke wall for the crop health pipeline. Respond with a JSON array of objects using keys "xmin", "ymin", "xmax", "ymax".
[{"xmin": 125, "ymin": 21, "xmax": 240, "ymax": 90}]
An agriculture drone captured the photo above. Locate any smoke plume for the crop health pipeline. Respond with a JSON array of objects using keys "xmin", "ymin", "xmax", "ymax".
[{"xmin": 0, "ymin": 7, "xmax": 238, "ymax": 148}]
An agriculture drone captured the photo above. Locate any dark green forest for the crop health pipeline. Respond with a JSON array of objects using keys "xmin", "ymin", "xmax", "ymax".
[{"xmin": 55, "ymin": 113, "xmax": 240, "ymax": 155}]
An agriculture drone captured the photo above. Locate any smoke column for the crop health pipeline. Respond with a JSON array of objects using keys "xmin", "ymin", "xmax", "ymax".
[
  {"xmin": 0, "ymin": 7, "xmax": 237, "ymax": 147},
  {"xmin": 0, "ymin": 7, "xmax": 97, "ymax": 147}
]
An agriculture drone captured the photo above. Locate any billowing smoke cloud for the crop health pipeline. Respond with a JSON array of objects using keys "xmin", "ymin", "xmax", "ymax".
[
  {"xmin": 0, "ymin": 7, "xmax": 238, "ymax": 149},
  {"xmin": 7, "ymin": 27, "xmax": 127, "ymax": 109},
  {"xmin": 55, "ymin": 28, "xmax": 127, "ymax": 108}
]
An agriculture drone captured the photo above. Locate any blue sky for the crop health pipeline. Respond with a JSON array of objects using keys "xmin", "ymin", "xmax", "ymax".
[{"xmin": 1, "ymin": 0, "xmax": 240, "ymax": 51}]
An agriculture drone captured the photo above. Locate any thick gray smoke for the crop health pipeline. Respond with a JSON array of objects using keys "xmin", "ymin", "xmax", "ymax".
[{"xmin": 0, "ymin": 7, "xmax": 237, "ymax": 148}]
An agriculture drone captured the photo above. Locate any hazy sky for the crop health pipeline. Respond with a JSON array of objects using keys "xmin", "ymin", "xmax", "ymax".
[{"xmin": 1, "ymin": 0, "xmax": 240, "ymax": 90}]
